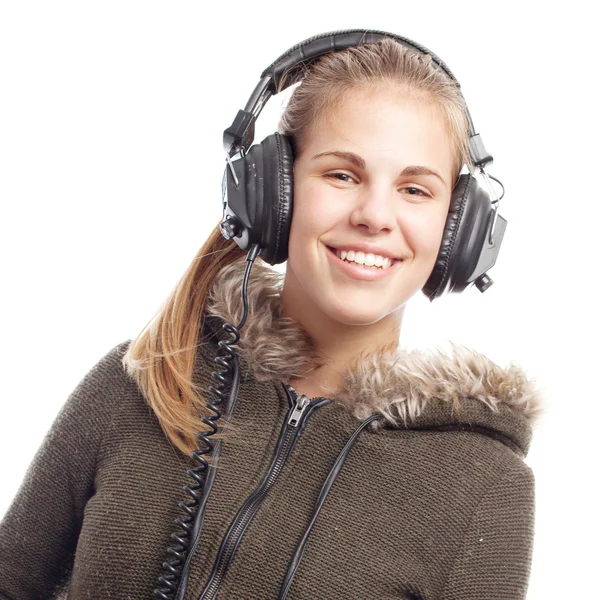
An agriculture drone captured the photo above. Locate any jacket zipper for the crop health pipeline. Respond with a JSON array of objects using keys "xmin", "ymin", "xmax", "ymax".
[
  {"xmin": 197, "ymin": 384, "xmax": 329, "ymax": 600},
  {"xmin": 278, "ymin": 412, "xmax": 382, "ymax": 599}
]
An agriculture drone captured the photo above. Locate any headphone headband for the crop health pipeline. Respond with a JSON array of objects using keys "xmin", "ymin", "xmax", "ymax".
[
  {"xmin": 260, "ymin": 29, "xmax": 460, "ymax": 93},
  {"xmin": 224, "ymin": 29, "xmax": 492, "ymax": 169}
]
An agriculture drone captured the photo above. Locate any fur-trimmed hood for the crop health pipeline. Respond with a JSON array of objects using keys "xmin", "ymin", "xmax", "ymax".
[{"xmin": 202, "ymin": 255, "xmax": 545, "ymax": 457}]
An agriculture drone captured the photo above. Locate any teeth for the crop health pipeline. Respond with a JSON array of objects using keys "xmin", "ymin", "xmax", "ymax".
[{"xmin": 334, "ymin": 248, "xmax": 395, "ymax": 269}]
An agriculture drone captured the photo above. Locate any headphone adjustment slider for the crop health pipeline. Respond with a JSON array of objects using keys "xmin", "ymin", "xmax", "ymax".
[
  {"xmin": 223, "ymin": 109, "xmax": 256, "ymax": 157},
  {"xmin": 468, "ymin": 133, "xmax": 493, "ymax": 168},
  {"xmin": 479, "ymin": 169, "xmax": 506, "ymax": 245},
  {"xmin": 225, "ymin": 152, "xmax": 240, "ymax": 188}
]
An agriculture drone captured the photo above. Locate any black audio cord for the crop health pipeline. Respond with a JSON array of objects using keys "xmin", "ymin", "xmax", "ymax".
[{"xmin": 152, "ymin": 243, "xmax": 261, "ymax": 599}]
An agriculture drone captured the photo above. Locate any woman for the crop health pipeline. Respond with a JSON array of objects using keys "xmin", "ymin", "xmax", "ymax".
[{"xmin": 0, "ymin": 31, "xmax": 543, "ymax": 599}]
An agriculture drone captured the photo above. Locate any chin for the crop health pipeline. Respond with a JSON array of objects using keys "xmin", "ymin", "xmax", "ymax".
[{"xmin": 322, "ymin": 296, "xmax": 396, "ymax": 327}]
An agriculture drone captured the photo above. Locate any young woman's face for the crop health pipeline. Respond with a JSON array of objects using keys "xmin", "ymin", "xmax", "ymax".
[{"xmin": 281, "ymin": 86, "xmax": 455, "ymax": 329}]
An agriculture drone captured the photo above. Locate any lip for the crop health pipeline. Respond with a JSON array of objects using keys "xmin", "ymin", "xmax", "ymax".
[{"xmin": 326, "ymin": 245, "xmax": 402, "ymax": 282}]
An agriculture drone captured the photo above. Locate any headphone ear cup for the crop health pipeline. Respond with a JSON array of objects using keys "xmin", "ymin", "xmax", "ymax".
[
  {"xmin": 422, "ymin": 173, "xmax": 492, "ymax": 301},
  {"xmin": 223, "ymin": 132, "xmax": 294, "ymax": 264},
  {"xmin": 259, "ymin": 132, "xmax": 294, "ymax": 265}
]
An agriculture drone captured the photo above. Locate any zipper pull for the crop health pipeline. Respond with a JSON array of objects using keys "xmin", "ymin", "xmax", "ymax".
[{"xmin": 287, "ymin": 395, "xmax": 310, "ymax": 427}]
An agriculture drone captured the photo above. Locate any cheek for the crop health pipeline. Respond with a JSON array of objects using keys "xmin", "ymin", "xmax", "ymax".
[
  {"xmin": 403, "ymin": 208, "xmax": 448, "ymax": 258},
  {"xmin": 287, "ymin": 187, "xmax": 319, "ymax": 264},
  {"xmin": 288, "ymin": 205, "xmax": 318, "ymax": 254},
  {"xmin": 290, "ymin": 179, "xmax": 340, "ymax": 240}
]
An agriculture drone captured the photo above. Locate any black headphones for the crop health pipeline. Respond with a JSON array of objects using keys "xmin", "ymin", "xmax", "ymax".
[{"xmin": 218, "ymin": 29, "xmax": 507, "ymax": 301}]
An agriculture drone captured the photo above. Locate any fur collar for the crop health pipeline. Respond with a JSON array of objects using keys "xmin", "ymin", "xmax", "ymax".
[{"xmin": 203, "ymin": 255, "xmax": 544, "ymax": 455}]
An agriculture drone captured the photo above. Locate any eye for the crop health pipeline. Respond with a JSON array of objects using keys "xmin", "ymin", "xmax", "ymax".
[
  {"xmin": 400, "ymin": 186, "xmax": 430, "ymax": 198},
  {"xmin": 325, "ymin": 172, "xmax": 357, "ymax": 184}
]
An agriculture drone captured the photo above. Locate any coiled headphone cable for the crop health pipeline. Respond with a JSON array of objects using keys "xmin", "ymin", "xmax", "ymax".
[{"xmin": 152, "ymin": 244, "xmax": 261, "ymax": 599}]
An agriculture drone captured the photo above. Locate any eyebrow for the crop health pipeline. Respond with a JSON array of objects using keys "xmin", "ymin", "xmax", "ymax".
[{"xmin": 311, "ymin": 150, "xmax": 448, "ymax": 189}]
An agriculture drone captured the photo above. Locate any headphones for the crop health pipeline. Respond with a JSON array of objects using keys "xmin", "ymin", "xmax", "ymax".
[{"xmin": 218, "ymin": 29, "xmax": 507, "ymax": 301}]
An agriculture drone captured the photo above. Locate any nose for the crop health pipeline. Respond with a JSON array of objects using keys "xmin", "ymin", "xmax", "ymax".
[{"xmin": 348, "ymin": 181, "xmax": 398, "ymax": 234}]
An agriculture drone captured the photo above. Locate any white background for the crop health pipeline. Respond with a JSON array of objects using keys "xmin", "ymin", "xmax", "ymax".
[{"xmin": 1, "ymin": 1, "xmax": 598, "ymax": 598}]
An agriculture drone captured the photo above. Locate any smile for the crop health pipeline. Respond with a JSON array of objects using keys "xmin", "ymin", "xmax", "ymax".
[{"xmin": 326, "ymin": 245, "xmax": 402, "ymax": 282}]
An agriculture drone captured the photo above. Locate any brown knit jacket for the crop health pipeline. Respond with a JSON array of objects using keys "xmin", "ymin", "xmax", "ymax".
[{"xmin": 0, "ymin": 257, "xmax": 544, "ymax": 600}]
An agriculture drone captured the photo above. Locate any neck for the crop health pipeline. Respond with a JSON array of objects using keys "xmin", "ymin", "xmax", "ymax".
[{"xmin": 279, "ymin": 272, "xmax": 404, "ymax": 396}]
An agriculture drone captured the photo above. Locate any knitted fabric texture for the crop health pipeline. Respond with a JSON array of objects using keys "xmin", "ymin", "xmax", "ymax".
[{"xmin": 0, "ymin": 257, "xmax": 543, "ymax": 599}]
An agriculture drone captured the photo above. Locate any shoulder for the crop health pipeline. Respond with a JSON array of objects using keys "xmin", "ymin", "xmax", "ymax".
[
  {"xmin": 57, "ymin": 339, "xmax": 135, "ymax": 415},
  {"xmin": 46, "ymin": 340, "xmax": 138, "ymax": 453},
  {"xmin": 365, "ymin": 424, "xmax": 535, "ymax": 517},
  {"xmin": 80, "ymin": 339, "xmax": 134, "ymax": 397}
]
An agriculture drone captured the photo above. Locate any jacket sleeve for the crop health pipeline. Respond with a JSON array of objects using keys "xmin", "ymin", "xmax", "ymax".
[
  {"xmin": 440, "ymin": 462, "xmax": 536, "ymax": 600},
  {"xmin": 0, "ymin": 341, "xmax": 131, "ymax": 600}
]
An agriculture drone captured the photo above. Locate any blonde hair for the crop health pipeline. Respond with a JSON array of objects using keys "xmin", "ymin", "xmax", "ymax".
[
  {"xmin": 123, "ymin": 37, "xmax": 474, "ymax": 458},
  {"xmin": 278, "ymin": 37, "xmax": 473, "ymax": 183}
]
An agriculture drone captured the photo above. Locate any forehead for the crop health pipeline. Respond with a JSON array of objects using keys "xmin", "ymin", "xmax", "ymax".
[{"xmin": 302, "ymin": 87, "xmax": 455, "ymax": 179}]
